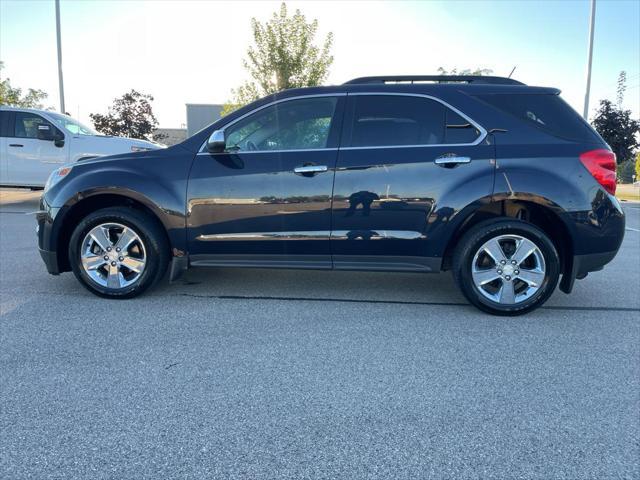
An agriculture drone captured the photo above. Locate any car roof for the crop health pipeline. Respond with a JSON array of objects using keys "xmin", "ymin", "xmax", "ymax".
[
  {"xmin": 0, "ymin": 106, "xmax": 53, "ymax": 114},
  {"xmin": 274, "ymin": 82, "xmax": 560, "ymax": 98}
]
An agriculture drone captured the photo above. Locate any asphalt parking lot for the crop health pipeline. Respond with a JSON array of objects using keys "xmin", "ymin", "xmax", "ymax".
[{"xmin": 1, "ymin": 189, "xmax": 638, "ymax": 479}]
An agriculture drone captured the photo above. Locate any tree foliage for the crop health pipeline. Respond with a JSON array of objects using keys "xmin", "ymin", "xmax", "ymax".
[
  {"xmin": 616, "ymin": 70, "xmax": 627, "ymax": 107},
  {"xmin": 0, "ymin": 61, "xmax": 48, "ymax": 108},
  {"xmin": 591, "ymin": 99, "xmax": 640, "ymax": 165},
  {"xmin": 89, "ymin": 90, "xmax": 159, "ymax": 140},
  {"xmin": 222, "ymin": 3, "xmax": 333, "ymax": 115},
  {"xmin": 437, "ymin": 67, "xmax": 494, "ymax": 76}
]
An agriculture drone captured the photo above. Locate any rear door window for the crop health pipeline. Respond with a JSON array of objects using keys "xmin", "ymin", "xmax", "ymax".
[
  {"xmin": 476, "ymin": 93, "xmax": 600, "ymax": 142},
  {"xmin": 344, "ymin": 95, "xmax": 481, "ymax": 147},
  {"xmin": 444, "ymin": 109, "xmax": 482, "ymax": 144}
]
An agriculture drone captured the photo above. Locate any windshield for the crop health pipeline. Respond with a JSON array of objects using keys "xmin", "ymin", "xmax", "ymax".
[{"xmin": 48, "ymin": 112, "xmax": 98, "ymax": 136}]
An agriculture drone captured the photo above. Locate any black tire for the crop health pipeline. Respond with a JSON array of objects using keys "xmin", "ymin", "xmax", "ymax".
[
  {"xmin": 452, "ymin": 218, "xmax": 560, "ymax": 316},
  {"xmin": 69, "ymin": 207, "xmax": 169, "ymax": 299}
]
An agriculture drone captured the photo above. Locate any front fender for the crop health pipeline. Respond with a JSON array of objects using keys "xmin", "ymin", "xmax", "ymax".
[{"xmin": 43, "ymin": 150, "xmax": 192, "ymax": 254}]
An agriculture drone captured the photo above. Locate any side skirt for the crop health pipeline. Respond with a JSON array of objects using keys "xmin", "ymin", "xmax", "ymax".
[{"xmin": 178, "ymin": 254, "xmax": 442, "ymax": 275}]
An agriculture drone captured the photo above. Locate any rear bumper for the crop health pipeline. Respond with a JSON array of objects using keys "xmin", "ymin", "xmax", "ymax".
[{"xmin": 559, "ymin": 249, "xmax": 619, "ymax": 294}]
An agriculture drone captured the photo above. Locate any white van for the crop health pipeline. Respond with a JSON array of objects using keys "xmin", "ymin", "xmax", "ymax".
[{"xmin": 0, "ymin": 107, "xmax": 163, "ymax": 187}]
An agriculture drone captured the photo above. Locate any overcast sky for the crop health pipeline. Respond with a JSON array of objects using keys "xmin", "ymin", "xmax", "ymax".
[{"xmin": 1, "ymin": 0, "xmax": 639, "ymax": 128}]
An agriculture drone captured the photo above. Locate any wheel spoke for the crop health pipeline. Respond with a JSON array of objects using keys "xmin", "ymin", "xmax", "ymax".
[
  {"xmin": 517, "ymin": 268, "xmax": 545, "ymax": 287},
  {"xmin": 90, "ymin": 226, "xmax": 112, "ymax": 251},
  {"xmin": 498, "ymin": 280, "xmax": 516, "ymax": 304},
  {"xmin": 511, "ymin": 238, "xmax": 537, "ymax": 265},
  {"xmin": 121, "ymin": 256, "xmax": 145, "ymax": 273},
  {"xmin": 82, "ymin": 255, "xmax": 105, "ymax": 271},
  {"xmin": 483, "ymin": 238, "xmax": 505, "ymax": 264},
  {"xmin": 472, "ymin": 269, "xmax": 501, "ymax": 286},
  {"xmin": 116, "ymin": 227, "xmax": 137, "ymax": 252},
  {"xmin": 106, "ymin": 262, "xmax": 121, "ymax": 289}
]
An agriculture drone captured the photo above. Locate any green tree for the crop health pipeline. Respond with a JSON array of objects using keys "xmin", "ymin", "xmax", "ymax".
[
  {"xmin": 89, "ymin": 90, "xmax": 159, "ymax": 140},
  {"xmin": 0, "ymin": 61, "xmax": 48, "ymax": 108},
  {"xmin": 437, "ymin": 67, "xmax": 493, "ymax": 76},
  {"xmin": 221, "ymin": 3, "xmax": 333, "ymax": 115},
  {"xmin": 616, "ymin": 70, "xmax": 627, "ymax": 107},
  {"xmin": 635, "ymin": 152, "xmax": 640, "ymax": 182},
  {"xmin": 591, "ymin": 99, "xmax": 640, "ymax": 166}
]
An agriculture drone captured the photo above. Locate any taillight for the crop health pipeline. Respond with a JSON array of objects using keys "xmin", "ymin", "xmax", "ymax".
[{"xmin": 579, "ymin": 149, "xmax": 617, "ymax": 195}]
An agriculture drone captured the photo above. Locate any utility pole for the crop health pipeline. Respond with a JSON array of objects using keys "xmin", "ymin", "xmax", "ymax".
[
  {"xmin": 583, "ymin": 0, "xmax": 596, "ymax": 120},
  {"xmin": 55, "ymin": 0, "xmax": 65, "ymax": 113}
]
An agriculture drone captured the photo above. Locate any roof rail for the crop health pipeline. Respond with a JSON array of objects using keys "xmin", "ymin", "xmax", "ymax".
[{"xmin": 344, "ymin": 75, "xmax": 525, "ymax": 86}]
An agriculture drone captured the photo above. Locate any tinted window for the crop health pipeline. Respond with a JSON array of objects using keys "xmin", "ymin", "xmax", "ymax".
[
  {"xmin": 347, "ymin": 95, "xmax": 445, "ymax": 147},
  {"xmin": 477, "ymin": 93, "xmax": 599, "ymax": 142},
  {"xmin": 13, "ymin": 112, "xmax": 53, "ymax": 139},
  {"xmin": 225, "ymin": 97, "xmax": 338, "ymax": 152},
  {"xmin": 0, "ymin": 111, "xmax": 8, "ymax": 137},
  {"xmin": 444, "ymin": 109, "xmax": 481, "ymax": 144}
]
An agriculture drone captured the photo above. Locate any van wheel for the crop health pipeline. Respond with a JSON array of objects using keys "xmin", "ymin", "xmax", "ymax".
[
  {"xmin": 69, "ymin": 207, "xmax": 169, "ymax": 299},
  {"xmin": 452, "ymin": 219, "xmax": 560, "ymax": 315}
]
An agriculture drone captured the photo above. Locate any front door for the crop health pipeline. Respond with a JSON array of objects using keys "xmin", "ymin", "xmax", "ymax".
[
  {"xmin": 331, "ymin": 93, "xmax": 495, "ymax": 271},
  {"xmin": 187, "ymin": 95, "xmax": 345, "ymax": 269},
  {"xmin": 6, "ymin": 112, "xmax": 68, "ymax": 186}
]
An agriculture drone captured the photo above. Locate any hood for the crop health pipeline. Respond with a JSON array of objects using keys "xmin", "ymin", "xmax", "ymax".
[
  {"xmin": 76, "ymin": 142, "xmax": 186, "ymax": 164},
  {"xmin": 91, "ymin": 135, "xmax": 165, "ymax": 150}
]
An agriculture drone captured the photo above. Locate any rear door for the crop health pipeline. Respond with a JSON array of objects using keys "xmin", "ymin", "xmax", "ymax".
[
  {"xmin": 331, "ymin": 93, "xmax": 495, "ymax": 271},
  {"xmin": 6, "ymin": 111, "xmax": 68, "ymax": 186}
]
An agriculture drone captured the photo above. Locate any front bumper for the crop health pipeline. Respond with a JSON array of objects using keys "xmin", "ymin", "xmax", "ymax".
[
  {"xmin": 36, "ymin": 195, "xmax": 63, "ymax": 275},
  {"xmin": 38, "ymin": 247, "xmax": 60, "ymax": 275}
]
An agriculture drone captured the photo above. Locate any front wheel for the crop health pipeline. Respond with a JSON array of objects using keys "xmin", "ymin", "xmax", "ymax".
[
  {"xmin": 69, "ymin": 207, "xmax": 169, "ymax": 299},
  {"xmin": 452, "ymin": 219, "xmax": 560, "ymax": 316}
]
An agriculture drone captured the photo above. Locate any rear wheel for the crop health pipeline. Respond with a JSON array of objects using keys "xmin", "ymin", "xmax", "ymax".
[
  {"xmin": 452, "ymin": 219, "xmax": 560, "ymax": 315},
  {"xmin": 69, "ymin": 207, "xmax": 169, "ymax": 298}
]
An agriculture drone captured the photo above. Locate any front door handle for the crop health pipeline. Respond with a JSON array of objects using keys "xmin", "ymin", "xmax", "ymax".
[
  {"xmin": 294, "ymin": 165, "xmax": 328, "ymax": 175},
  {"xmin": 9, "ymin": 144, "xmax": 24, "ymax": 148},
  {"xmin": 434, "ymin": 155, "xmax": 471, "ymax": 167}
]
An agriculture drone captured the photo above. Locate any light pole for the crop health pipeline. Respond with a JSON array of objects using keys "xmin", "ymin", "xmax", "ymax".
[
  {"xmin": 55, "ymin": 0, "xmax": 65, "ymax": 113},
  {"xmin": 583, "ymin": 0, "xmax": 596, "ymax": 120}
]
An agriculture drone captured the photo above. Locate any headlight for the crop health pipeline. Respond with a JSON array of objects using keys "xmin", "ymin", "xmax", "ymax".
[
  {"xmin": 131, "ymin": 145, "xmax": 153, "ymax": 152},
  {"xmin": 44, "ymin": 166, "xmax": 73, "ymax": 191}
]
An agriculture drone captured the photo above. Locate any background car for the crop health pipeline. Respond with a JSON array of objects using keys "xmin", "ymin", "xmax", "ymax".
[{"xmin": 0, "ymin": 106, "xmax": 163, "ymax": 188}]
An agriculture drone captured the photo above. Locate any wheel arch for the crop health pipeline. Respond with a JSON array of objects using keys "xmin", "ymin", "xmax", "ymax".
[
  {"xmin": 54, "ymin": 192, "xmax": 172, "ymax": 273},
  {"xmin": 442, "ymin": 196, "xmax": 574, "ymax": 289}
]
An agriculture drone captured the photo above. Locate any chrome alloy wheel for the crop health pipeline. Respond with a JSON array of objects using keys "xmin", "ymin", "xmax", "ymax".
[
  {"xmin": 80, "ymin": 223, "xmax": 147, "ymax": 289},
  {"xmin": 471, "ymin": 234, "xmax": 546, "ymax": 305}
]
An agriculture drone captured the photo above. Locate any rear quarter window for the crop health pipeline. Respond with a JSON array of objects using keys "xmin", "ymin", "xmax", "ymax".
[{"xmin": 476, "ymin": 93, "xmax": 600, "ymax": 143}]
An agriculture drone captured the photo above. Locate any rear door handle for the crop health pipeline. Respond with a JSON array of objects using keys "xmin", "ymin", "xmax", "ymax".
[
  {"xmin": 434, "ymin": 155, "xmax": 471, "ymax": 167},
  {"xmin": 294, "ymin": 165, "xmax": 328, "ymax": 175},
  {"xmin": 9, "ymin": 144, "xmax": 24, "ymax": 147}
]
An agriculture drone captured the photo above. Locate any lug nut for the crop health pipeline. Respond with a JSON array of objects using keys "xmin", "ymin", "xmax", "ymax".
[
  {"xmin": 111, "ymin": 261, "xmax": 116, "ymax": 266},
  {"xmin": 106, "ymin": 247, "xmax": 112, "ymax": 252},
  {"xmin": 505, "ymin": 275, "xmax": 511, "ymax": 281},
  {"xmin": 116, "ymin": 247, "xmax": 121, "ymax": 252},
  {"xmin": 511, "ymin": 260, "xmax": 517, "ymax": 265},
  {"xmin": 103, "ymin": 255, "xmax": 109, "ymax": 261},
  {"xmin": 500, "ymin": 260, "xmax": 506, "ymax": 265},
  {"xmin": 497, "ymin": 269, "xmax": 503, "ymax": 274},
  {"xmin": 514, "ymin": 270, "xmax": 520, "ymax": 275},
  {"xmin": 118, "ymin": 256, "xmax": 124, "ymax": 261}
]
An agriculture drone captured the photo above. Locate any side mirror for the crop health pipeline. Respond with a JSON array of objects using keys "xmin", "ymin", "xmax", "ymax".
[
  {"xmin": 207, "ymin": 130, "xmax": 226, "ymax": 153},
  {"xmin": 54, "ymin": 132, "xmax": 65, "ymax": 148},
  {"xmin": 37, "ymin": 124, "xmax": 55, "ymax": 141}
]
